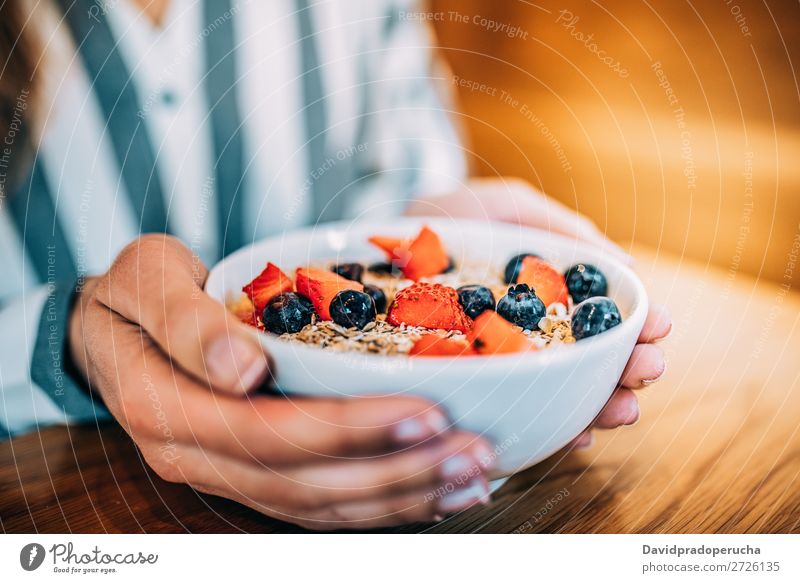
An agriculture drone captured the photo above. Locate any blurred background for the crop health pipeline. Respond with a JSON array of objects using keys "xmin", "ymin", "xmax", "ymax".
[{"xmin": 430, "ymin": 0, "xmax": 799, "ymax": 287}]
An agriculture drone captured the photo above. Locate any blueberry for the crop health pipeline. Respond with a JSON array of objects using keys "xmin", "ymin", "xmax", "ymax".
[
  {"xmin": 332, "ymin": 262, "xmax": 364, "ymax": 283},
  {"xmin": 262, "ymin": 292, "xmax": 315, "ymax": 334},
  {"xmin": 565, "ymin": 263, "xmax": 608, "ymax": 304},
  {"xmin": 571, "ymin": 297, "xmax": 622, "ymax": 340},
  {"xmin": 443, "ymin": 256, "xmax": 456, "ymax": 274},
  {"xmin": 496, "ymin": 283, "xmax": 545, "ymax": 330},
  {"xmin": 503, "ymin": 252, "xmax": 539, "ymax": 284},
  {"xmin": 363, "ymin": 284, "xmax": 387, "ymax": 313},
  {"xmin": 457, "ymin": 285, "xmax": 496, "ymax": 319},
  {"xmin": 367, "ymin": 261, "xmax": 402, "ymax": 277},
  {"xmin": 330, "ymin": 290, "xmax": 376, "ymax": 329}
]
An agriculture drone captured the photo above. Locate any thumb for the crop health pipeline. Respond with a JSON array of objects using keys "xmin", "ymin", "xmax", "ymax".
[{"xmin": 97, "ymin": 234, "xmax": 269, "ymax": 394}]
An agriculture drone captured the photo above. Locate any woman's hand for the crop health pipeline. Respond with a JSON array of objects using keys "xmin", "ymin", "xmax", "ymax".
[
  {"xmin": 407, "ymin": 178, "xmax": 672, "ymax": 445},
  {"xmin": 69, "ymin": 235, "xmax": 494, "ymax": 529}
]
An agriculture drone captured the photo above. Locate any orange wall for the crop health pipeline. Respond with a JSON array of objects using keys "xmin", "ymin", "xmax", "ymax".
[{"xmin": 430, "ymin": 0, "xmax": 800, "ymax": 287}]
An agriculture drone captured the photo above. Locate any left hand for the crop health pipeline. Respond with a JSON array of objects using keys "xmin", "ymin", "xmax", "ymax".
[{"xmin": 406, "ymin": 177, "xmax": 672, "ymax": 447}]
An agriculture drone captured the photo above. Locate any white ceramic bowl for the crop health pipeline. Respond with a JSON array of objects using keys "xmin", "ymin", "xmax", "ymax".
[{"xmin": 205, "ymin": 217, "xmax": 648, "ymax": 476}]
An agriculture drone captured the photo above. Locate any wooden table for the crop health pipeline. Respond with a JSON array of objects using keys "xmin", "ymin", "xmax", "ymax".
[{"xmin": 3, "ymin": 248, "xmax": 799, "ymax": 533}]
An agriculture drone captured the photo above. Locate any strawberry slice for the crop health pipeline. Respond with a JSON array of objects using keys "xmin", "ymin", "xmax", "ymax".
[
  {"xmin": 468, "ymin": 311, "xmax": 534, "ymax": 355},
  {"xmin": 295, "ymin": 267, "xmax": 363, "ymax": 320},
  {"xmin": 404, "ymin": 226, "xmax": 449, "ymax": 280},
  {"xmin": 242, "ymin": 262, "xmax": 294, "ymax": 313},
  {"xmin": 516, "ymin": 256, "xmax": 569, "ymax": 307},
  {"xmin": 409, "ymin": 334, "xmax": 476, "ymax": 357},
  {"xmin": 367, "ymin": 236, "xmax": 408, "ymax": 259},
  {"xmin": 368, "ymin": 226, "xmax": 449, "ymax": 281},
  {"xmin": 387, "ymin": 282, "xmax": 472, "ymax": 333}
]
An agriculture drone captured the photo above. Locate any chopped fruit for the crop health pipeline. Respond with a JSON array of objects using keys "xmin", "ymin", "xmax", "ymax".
[
  {"xmin": 503, "ymin": 252, "xmax": 539, "ymax": 284},
  {"xmin": 443, "ymin": 256, "xmax": 456, "ymax": 273},
  {"xmin": 409, "ymin": 334, "xmax": 476, "ymax": 357},
  {"xmin": 263, "ymin": 292, "xmax": 315, "ymax": 335},
  {"xmin": 363, "ymin": 284, "xmax": 387, "ymax": 313},
  {"xmin": 367, "ymin": 235, "xmax": 408, "ymax": 259},
  {"xmin": 468, "ymin": 311, "xmax": 533, "ymax": 355},
  {"xmin": 331, "ymin": 262, "xmax": 364, "ymax": 283},
  {"xmin": 496, "ymin": 283, "xmax": 546, "ymax": 330},
  {"xmin": 242, "ymin": 262, "xmax": 293, "ymax": 313},
  {"xmin": 369, "ymin": 226, "xmax": 449, "ymax": 281},
  {"xmin": 565, "ymin": 263, "xmax": 608, "ymax": 304},
  {"xmin": 295, "ymin": 267, "xmax": 363, "ymax": 321},
  {"xmin": 404, "ymin": 226, "xmax": 450, "ymax": 280},
  {"xmin": 330, "ymin": 290, "xmax": 377, "ymax": 329},
  {"xmin": 387, "ymin": 282, "xmax": 472, "ymax": 333},
  {"xmin": 457, "ymin": 285, "xmax": 496, "ymax": 319},
  {"xmin": 516, "ymin": 256, "xmax": 569, "ymax": 307},
  {"xmin": 571, "ymin": 297, "xmax": 622, "ymax": 340}
]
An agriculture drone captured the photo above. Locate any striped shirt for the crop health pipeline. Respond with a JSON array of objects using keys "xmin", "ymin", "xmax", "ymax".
[{"xmin": 0, "ymin": 0, "xmax": 466, "ymax": 438}]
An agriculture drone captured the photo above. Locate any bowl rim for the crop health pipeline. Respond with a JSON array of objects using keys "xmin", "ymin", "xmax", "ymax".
[{"xmin": 206, "ymin": 217, "xmax": 649, "ymax": 371}]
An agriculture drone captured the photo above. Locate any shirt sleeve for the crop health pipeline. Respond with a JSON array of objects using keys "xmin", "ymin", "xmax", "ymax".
[
  {"xmin": 0, "ymin": 279, "xmax": 110, "ymax": 439},
  {"xmin": 342, "ymin": 0, "xmax": 468, "ymax": 219}
]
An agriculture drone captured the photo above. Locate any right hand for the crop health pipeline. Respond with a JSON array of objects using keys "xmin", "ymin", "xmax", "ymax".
[{"xmin": 68, "ymin": 235, "xmax": 494, "ymax": 530}]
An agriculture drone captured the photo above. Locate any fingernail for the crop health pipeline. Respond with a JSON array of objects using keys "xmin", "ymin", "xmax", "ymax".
[
  {"xmin": 206, "ymin": 335, "xmax": 267, "ymax": 391},
  {"xmin": 393, "ymin": 410, "xmax": 449, "ymax": 444},
  {"xmin": 438, "ymin": 480, "xmax": 491, "ymax": 514},
  {"xmin": 624, "ymin": 402, "xmax": 641, "ymax": 425},
  {"xmin": 440, "ymin": 454, "xmax": 477, "ymax": 481},
  {"xmin": 574, "ymin": 432, "xmax": 594, "ymax": 449},
  {"xmin": 641, "ymin": 360, "xmax": 667, "ymax": 386},
  {"xmin": 654, "ymin": 323, "xmax": 673, "ymax": 343},
  {"xmin": 474, "ymin": 440, "xmax": 496, "ymax": 470}
]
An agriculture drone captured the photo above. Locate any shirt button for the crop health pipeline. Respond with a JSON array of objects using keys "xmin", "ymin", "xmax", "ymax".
[{"xmin": 160, "ymin": 89, "xmax": 177, "ymax": 106}]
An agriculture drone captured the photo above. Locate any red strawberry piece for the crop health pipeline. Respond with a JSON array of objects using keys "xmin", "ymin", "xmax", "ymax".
[
  {"xmin": 516, "ymin": 256, "xmax": 569, "ymax": 307},
  {"xmin": 367, "ymin": 236, "xmax": 409, "ymax": 261},
  {"xmin": 242, "ymin": 262, "xmax": 294, "ymax": 313},
  {"xmin": 387, "ymin": 282, "xmax": 472, "ymax": 333},
  {"xmin": 295, "ymin": 267, "xmax": 363, "ymax": 321},
  {"xmin": 403, "ymin": 226, "xmax": 449, "ymax": 280},
  {"xmin": 368, "ymin": 225, "xmax": 449, "ymax": 281}
]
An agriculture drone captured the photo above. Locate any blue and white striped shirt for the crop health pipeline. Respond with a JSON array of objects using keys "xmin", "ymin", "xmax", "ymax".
[{"xmin": 0, "ymin": 0, "xmax": 466, "ymax": 438}]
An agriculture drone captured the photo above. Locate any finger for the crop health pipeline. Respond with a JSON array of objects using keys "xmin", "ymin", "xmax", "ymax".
[
  {"xmin": 515, "ymin": 187, "xmax": 635, "ymax": 265},
  {"xmin": 284, "ymin": 430, "xmax": 494, "ymax": 503},
  {"xmin": 593, "ymin": 388, "xmax": 639, "ymax": 429},
  {"xmin": 619, "ymin": 344, "xmax": 666, "ymax": 388},
  {"xmin": 221, "ymin": 480, "xmax": 488, "ymax": 531},
  {"xmin": 146, "ymin": 431, "xmax": 493, "ymax": 516},
  {"xmin": 304, "ymin": 477, "xmax": 491, "ymax": 530},
  {"xmin": 96, "ymin": 234, "xmax": 268, "ymax": 394},
  {"xmin": 92, "ymin": 310, "xmax": 454, "ymax": 463},
  {"xmin": 639, "ymin": 304, "xmax": 672, "ymax": 343},
  {"xmin": 193, "ymin": 391, "xmax": 454, "ymax": 464}
]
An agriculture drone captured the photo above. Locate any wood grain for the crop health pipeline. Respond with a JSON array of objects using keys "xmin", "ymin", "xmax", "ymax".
[{"xmin": 2, "ymin": 248, "xmax": 798, "ymax": 533}]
